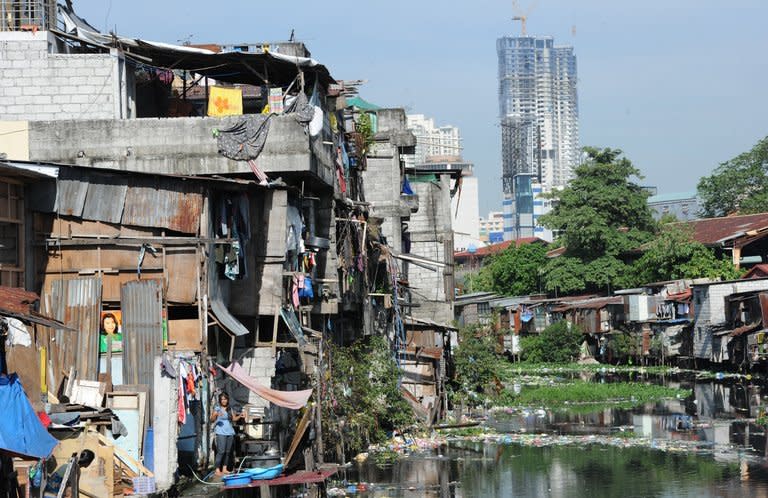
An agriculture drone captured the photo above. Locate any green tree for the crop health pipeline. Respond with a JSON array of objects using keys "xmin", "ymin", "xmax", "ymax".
[
  {"xmin": 697, "ymin": 135, "xmax": 768, "ymax": 217},
  {"xmin": 472, "ymin": 243, "xmax": 548, "ymax": 296},
  {"xmin": 632, "ymin": 224, "xmax": 743, "ymax": 283},
  {"xmin": 453, "ymin": 324, "xmax": 504, "ymax": 402},
  {"xmin": 539, "ymin": 147, "xmax": 657, "ymax": 294},
  {"xmin": 520, "ymin": 320, "xmax": 583, "ymax": 363}
]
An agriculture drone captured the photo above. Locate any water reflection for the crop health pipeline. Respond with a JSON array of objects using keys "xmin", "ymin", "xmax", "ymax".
[
  {"xmin": 349, "ymin": 442, "xmax": 768, "ymax": 497},
  {"xmin": 345, "ymin": 375, "xmax": 768, "ymax": 497},
  {"xmin": 488, "ymin": 375, "xmax": 768, "ymax": 459}
]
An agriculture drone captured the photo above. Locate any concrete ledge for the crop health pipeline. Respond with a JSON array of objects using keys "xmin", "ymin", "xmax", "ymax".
[{"xmin": 26, "ymin": 114, "xmax": 331, "ymax": 184}]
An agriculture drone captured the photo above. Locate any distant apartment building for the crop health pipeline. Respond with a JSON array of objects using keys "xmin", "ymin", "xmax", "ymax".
[
  {"xmin": 497, "ymin": 35, "xmax": 579, "ymax": 240},
  {"xmin": 648, "ymin": 192, "xmax": 700, "ymax": 221},
  {"xmin": 502, "ymin": 176, "xmax": 555, "ymax": 242},
  {"xmin": 405, "ymin": 114, "xmax": 461, "ymax": 168},
  {"xmin": 480, "ymin": 211, "xmax": 505, "ymax": 243}
]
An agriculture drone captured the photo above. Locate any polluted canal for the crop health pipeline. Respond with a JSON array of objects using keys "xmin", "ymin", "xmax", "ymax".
[{"xmin": 335, "ymin": 369, "xmax": 768, "ymax": 497}]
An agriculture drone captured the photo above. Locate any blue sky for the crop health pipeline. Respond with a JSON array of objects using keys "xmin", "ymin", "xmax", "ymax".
[{"xmin": 73, "ymin": 0, "xmax": 768, "ymax": 216}]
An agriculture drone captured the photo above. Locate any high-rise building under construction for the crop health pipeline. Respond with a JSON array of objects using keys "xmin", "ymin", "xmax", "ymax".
[{"xmin": 497, "ymin": 35, "xmax": 579, "ymax": 241}]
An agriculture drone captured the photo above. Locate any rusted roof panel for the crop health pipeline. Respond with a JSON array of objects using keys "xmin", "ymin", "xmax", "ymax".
[
  {"xmin": 82, "ymin": 174, "xmax": 128, "ymax": 224},
  {"xmin": 454, "ymin": 237, "xmax": 545, "ymax": 260},
  {"xmin": 49, "ymin": 277, "xmax": 102, "ymax": 384},
  {"xmin": 54, "ymin": 168, "xmax": 88, "ymax": 217},
  {"xmin": 0, "ymin": 286, "xmax": 67, "ymax": 329},
  {"xmin": 122, "ymin": 178, "xmax": 202, "ymax": 234},
  {"xmin": 674, "ymin": 212, "xmax": 768, "ymax": 246},
  {"xmin": 553, "ymin": 296, "xmax": 624, "ymax": 312},
  {"xmin": 121, "ymin": 279, "xmax": 163, "ymax": 413}
]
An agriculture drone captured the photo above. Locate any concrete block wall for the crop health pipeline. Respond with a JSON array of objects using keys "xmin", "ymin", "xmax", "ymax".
[
  {"xmin": 409, "ymin": 176, "xmax": 454, "ymax": 324},
  {"xmin": 0, "ymin": 31, "xmax": 117, "ymax": 120},
  {"xmin": 234, "ymin": 347, "xmax": 277, "ymax": 410},
  {"xmin": 363, "ymin": 152, "xmax": 403, "ymax": 250}
]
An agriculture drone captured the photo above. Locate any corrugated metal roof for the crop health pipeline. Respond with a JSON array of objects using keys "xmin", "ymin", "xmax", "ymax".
[
  {"xmin": 121, "ymin": 280, "xmax": 163, "ymax": 401},
  {"xmin": 454, "ymin": 237, "xmax": 545, "ymax": 259},
  {"xmin": 49, "ymin": 277, "xmax": 102, "ymax": 384},
  {"xmin": 81, "ymin": 174, "xmax": 128, "ymax": 224},
  {"xmin": 122, "ymin": 178, "xmax": 202, "ymax": 234},
  {"xmin": 54, "ymin": 168, "xmax": 88, "ymax": 217},
  {"xmin": 553, "ymin": 296, "xmax": 624, "ymax": 312},
  {"xmin": 674, "ymin": 212, "xmax": 768, "ymax": 246}
]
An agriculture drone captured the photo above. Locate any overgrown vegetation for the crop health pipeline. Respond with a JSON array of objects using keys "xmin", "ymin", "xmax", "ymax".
[
  {"xmin": 519, "ymin": 321, "xmax": 583, "ymax": 363},
  {"xmin": 499, "ymin": 382, "xmax": 690, "ymax": 409},
  {"xmin": 321, "ymin": 336, "xmax": 414, "ymax": 461},
  {"xmin": 632, "ymin": 223, "xmax": 742, "ymax": 283},
  {"xmin": 452, "ymin": 324, "xmax": 505, "ymax": 405},
  {"xmin": 355, "ymin": 111, "xmax": 375, "ymax": 155}
]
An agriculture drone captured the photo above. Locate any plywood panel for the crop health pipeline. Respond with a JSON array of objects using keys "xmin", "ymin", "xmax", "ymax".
[
  {"xmin": 165, "ymin": 248, "xmax": 198, "ymax": 303},
  {"xmin": 167, "ymin": 318, "xmax": 202, "ymax": 351}
]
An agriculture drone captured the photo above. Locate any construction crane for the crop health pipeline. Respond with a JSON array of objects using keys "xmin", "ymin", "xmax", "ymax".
[{"xmin": 512, "ymin": 0, "xmax": 539, "ymax": 36}]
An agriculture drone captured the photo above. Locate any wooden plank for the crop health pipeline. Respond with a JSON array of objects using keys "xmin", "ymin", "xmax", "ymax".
[{"xmin": 284, "ymin": 405, "xmax": 313, "ymax": 467}]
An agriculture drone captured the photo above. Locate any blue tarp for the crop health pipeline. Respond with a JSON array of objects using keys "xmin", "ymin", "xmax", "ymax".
[{"xmin": 0, "ymin": 373, "xmax": 58, "ymax": 459}]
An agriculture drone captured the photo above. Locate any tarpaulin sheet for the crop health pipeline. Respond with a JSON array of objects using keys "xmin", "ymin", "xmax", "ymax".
[
  {"xmin": 217, "ymin": 362, "xmax": 312, "ymax": 410},
  {"xmin": 0, "ymin": 374, "xmax": 58, "ymax": 459}
]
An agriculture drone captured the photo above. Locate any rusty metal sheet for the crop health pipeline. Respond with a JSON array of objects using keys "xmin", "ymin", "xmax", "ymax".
[
  {"xmin": 122, "ymin": 178, "xmax": 202, "ymax": 234},
  {"xmin": 120, "ymin": 279, "xmax": 163, "ymax": 409},
  {"xmin": 48, "ymin": 277, "xmax": 102, "ymax": 387},
  {"xmin": 54, "ymin": 168, "xmax": 88, "ymax": 217},
  {"xmin": 82, "ymin": 174, "xmax": 128, "ymax": 224}
]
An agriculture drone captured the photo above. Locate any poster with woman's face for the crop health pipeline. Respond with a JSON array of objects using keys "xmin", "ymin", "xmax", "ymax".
[
  {"xmin": 101, "ymin": 311, "xmax": 122, "ymax": 336},
  {"xmin": 99, "ymin": 310, "xmax": 123, "ymax": 354}
]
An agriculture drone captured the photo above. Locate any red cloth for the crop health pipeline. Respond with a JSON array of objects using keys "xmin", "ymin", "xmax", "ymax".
[
  {"xmin": 36, "ymin": 411, "xmax": 51, "ymax": 428},
  {"xmin": 177, "ymin": 375, "xmax": 186, "ymax": 424},
  {"xmin": 217, "ymin": 363, "xmax": 312, "ymax": 410}
]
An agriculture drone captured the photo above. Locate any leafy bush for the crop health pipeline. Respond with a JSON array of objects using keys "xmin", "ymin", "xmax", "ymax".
[
  {"xmin": 321, "ymin": 336, "xmax": 414, "ymax": 460},
  {"xmin": 520, "ymin": 320, "xmax": 583, "ymax": 363}
]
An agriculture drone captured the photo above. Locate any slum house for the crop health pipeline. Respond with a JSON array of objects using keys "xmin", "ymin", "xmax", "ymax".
[
  {"xmin": 506, "ymin": 294, "xmax": 598, "ymax": 337},
  {"xmin": 674, "ymin": 212, "xmax": 768, "ymax": 269},
  {"xmin": 712, "ymin": 290, "xmax": 768, "ymax": 369},
  {"xmin": 0, "ymin": 286, "xmax": 72, "ymax": 498},
  {"xmin": 692, "ymin": 277, "xmax": 768, "ymax": 368},
  {"xmin": 357, "ymin": 106, "xmax": 459, "ymax": 424},
  {"xmin": 618, "ymin": 280, "xmax": 696, "ymax": 364},
  {"xmin": 351, "ymin": 104, "xmax": 418, "ymax": 342},
  {"xmin": 405, "ymin": 162, "xmax": 459, "ymax": 326},
  {"xmin": 0, "ymin": 158, "xmax": 327, "ymax": 491},
  {"xmin": 453, "ymin": 291, "xmax": 499, "ymax": 328},
  {"xmin": 0, "ymin": 5, "xmax": 366, "ymax": 492},
  {"xmin": 487, "ymin": 295, "xmax": 531, "ymax": 357},
  {"xmin": 549, "ymin": 296, "xmax": 625, "ymax": 360}
]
